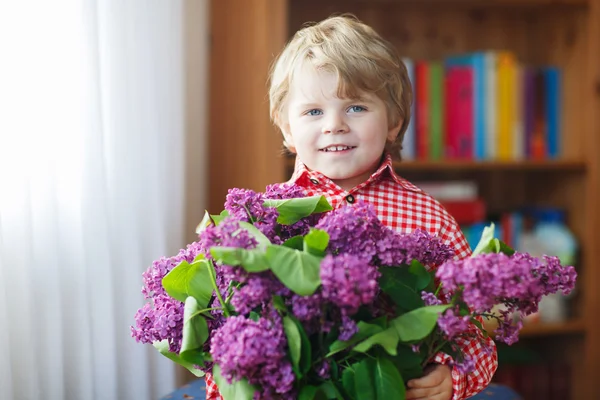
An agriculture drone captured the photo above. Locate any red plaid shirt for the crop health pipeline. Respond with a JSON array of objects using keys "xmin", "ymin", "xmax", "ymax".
[{"xmin": 206, "ymin": 153, "xmax": 498, "ymax": 399}]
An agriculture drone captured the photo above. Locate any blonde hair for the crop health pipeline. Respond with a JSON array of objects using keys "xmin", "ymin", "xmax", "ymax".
[{"xmin": 269, "ymin": 14, "xmax": 413, "ymax": 152}]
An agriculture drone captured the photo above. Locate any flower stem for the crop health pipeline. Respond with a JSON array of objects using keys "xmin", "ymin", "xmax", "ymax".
[
  {"xmin": 187, "ymin": 307, "xmax": 220, "ymax": 321},
  {"xmin": 208, "ymin": 260, "xmax": 230, "ymax": 317}
]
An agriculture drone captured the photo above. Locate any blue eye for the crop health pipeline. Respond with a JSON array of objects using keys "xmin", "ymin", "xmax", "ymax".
[
  {"xmin": 306, "ymin": 109, "xmax": 323, "ymax": 116},
  {"xmin": 348, "ymin": 105, "xmax": 366, "ymax": 113}
]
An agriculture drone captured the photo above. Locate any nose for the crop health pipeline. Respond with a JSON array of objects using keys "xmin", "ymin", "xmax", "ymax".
[{"xmin": 322, "ymin": 112, "xmax": 349, "ymax": 134}]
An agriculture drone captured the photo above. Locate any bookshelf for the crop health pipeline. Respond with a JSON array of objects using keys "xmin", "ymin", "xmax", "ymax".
[{"xmin": 208, "ymin": 0, "xmax": 600, "ymax": 398}]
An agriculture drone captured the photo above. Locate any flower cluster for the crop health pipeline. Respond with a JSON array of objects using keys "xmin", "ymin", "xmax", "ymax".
[
  {"xmin": 210, "ymin": 311, "xmax": 295, "ymax": 398},
  {"xmin": 132, "ymin": 184, "xmax": 577, "ymax": 400}
]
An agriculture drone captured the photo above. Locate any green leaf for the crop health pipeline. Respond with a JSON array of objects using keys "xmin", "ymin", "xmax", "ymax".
[
  {"xmin": 352, "ymin": 327, "xmax": 399, "ymax": 355},
  {"xmin": 209, "ymin": 247, "xmax": 270, "ymax": 272},
  {"xmin": 319, "ymin": 380, "xmax": 344, "ymax": 399},
  {"xmin": 291, "ymin": 315, "xmax": 312, "ymax": 374},
  {"xmin": 153, "ymin": 340, "xmax": 205, "ymax": 377},
  {"xmin": 497, "ymin": 240, "xmax": 516, "ymax": 256},
  {"xmin": 391, "ymin": 305, "xmax": 450, "ymax": 341},
  {"xmin": 379, "ymin": 267, "xmax": 425, "ymax": 311},
  {"xmin": 263, "ymin": 196, "xmax": 332, "ymax": 225},
  {"xmin": 196, "ymin": 210, "xmax": 212, "ymax": 234},
  {"xmin": 212, "ymin": 364, "xmax": 257, "ymax": 400},
  {"xmin": 354, "ymin": 359, "xmax": 376, "ymax": 399},
  {"xmin": 392, "ymin": 344, "xmax": 425, "ymax": 370},
  {"xmin": 471, "ymin": 223, "xmax": 496, "ymax": 256},
  {"xmin": 409, "ymin": 260, "xmax": 431, "ymax": 290},
  {"xmin": 470, "ymin": 317, "xmax": 489, "ymax": 338},
  {"xmin": 248, "ymin": 311, "xmax": 260, "ymax": 321},
  {"xmin": 374, "ymin": 356, "xmax": 405, "ymax": 400},
  {"xmin": 196, "ymin": 210, "xmax": 229, "ymax": 234},
  {"xmin": 303, "ymin": 229, "xmax": 330, "ymax": 257},
  {"xmin": 298, "ymin": 386, "xmax": 320, "ymax": 400},
  {"xmin": 266, "ymin": 245, "xmax": 321, "ymax": 296},
  {"xmin": 282, "ymin": 235, "xmax": 304, "ymax": 250},
  {"xmin": 239, "ymin": 221, "xmax": 271, "ymax": 248},
  {"xmin": 283, "ymin": 316, "xmax": 302, "ymax": 377},
  {"xmin": 180, "ymin": 296, "xmax": 209, "ymax": 364},
  {"xmin": 162, "ymin": 259, "xmax": 213, "ymax": 308},
  {"xmin": 342, "ymin": 367, "xmax": 357, "ymax": 400},
  {"xmin": 327, "ymin": 321, "xmax": 385, "ymax": 357}
]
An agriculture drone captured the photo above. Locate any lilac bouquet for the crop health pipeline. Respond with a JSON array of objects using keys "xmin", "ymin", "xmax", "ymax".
[{"xmin": 131, "ymin": 184, "xmax": 577, "ymax": 400}]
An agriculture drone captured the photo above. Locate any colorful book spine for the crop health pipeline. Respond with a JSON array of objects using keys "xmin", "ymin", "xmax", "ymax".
[
  {"xmin": 445, "ymin": 53, "xmax": 487, "ymax": 160},
  {"xmin": 532, "ymin": 69, "xmax": 547, "ymax": 159},
  {"xmin": 544, "ymin": 67, "xmax": 561, "ymax": 159},
  {"xmin": 496, "ymin": 52, "xmax": 516, "ymax": 160},
  {"xmin": 429, "ymin": 62, "xmax": 444, "ymax": 160},
  {"xmin": 523, "ymin": 66, "xmax": 536, "ymax": 158},
  {"xmin": 484, "ymin": 52, "xmax": 497, "ymax": 159}
]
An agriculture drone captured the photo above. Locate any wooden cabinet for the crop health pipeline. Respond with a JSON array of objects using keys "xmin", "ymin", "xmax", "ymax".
[{"xmin": 208, "ymin": 0, "xmax": 600, "ymax": 397}]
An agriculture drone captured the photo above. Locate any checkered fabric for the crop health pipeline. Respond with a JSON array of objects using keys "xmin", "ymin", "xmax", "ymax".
[{"xmin": 205, "ymin": 153, "xmax": 498, "ymax": 400}]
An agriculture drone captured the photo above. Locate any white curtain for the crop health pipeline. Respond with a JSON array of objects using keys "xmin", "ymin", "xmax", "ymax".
[{"xmin": 0, "ymin": 1, "xmax": 208, "ymax": 399}]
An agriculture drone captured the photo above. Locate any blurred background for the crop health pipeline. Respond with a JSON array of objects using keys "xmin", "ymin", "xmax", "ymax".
[{"xmin": 0, "ymin": 0, "xmax": 599, "ymax": 399}]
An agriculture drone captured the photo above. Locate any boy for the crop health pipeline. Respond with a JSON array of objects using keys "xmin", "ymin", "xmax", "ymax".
[{"xmin": 206, "ymin": 14, "xmax": 497, "ymax": 400}]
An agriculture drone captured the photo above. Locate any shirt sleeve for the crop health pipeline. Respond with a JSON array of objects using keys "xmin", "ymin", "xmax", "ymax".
[
  {"xmin": 435, "ymin": 222, "xmax": 499, "ymax": 400},
  {"xmin": 205, "ymin": 372, "xmax": 224, "ymax": 400}
]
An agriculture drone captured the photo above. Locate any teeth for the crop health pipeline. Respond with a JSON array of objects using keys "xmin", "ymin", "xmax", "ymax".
[{"xmin": 323, "ymin": 145, "xmax": 352, "ymax": 152}]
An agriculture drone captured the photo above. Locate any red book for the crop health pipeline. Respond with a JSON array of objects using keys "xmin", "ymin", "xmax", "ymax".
[
  {"xmin": 441, "ymin": 199, "xmax": 486, "ymax": 225},
  {"xmin": 445, "ymin": 66, "xmax": 474, "ymax": 159}
]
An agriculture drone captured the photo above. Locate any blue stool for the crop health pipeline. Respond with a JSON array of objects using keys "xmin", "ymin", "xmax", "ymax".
[
  {"xmin": 161, "ymin": 379, "xmax": 206, "ymax": 400},
  {"xmin": 470, "ymin": 383, "xmax": 522, "ymax": 400}
]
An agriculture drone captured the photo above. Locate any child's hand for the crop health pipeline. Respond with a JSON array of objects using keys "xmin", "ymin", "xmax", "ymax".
[{"xmin": 405, "ymin": 364, "xmax": 453, "ymax": 400}]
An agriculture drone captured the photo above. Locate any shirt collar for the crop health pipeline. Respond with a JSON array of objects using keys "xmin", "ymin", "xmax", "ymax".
[{"xmin": 289, "ymin": 152, "xmax": 421, "ymax": 193}]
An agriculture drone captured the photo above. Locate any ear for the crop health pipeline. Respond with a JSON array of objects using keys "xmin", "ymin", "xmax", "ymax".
[{"xmin": 386, "ymin": 118, "xmax": 403, "ymax": 143}]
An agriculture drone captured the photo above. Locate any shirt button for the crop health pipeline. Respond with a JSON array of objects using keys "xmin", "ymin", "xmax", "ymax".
[
  {"xmin": 309, "ymin": 178, "xmax": 319, "ymax": 185},
  {"xmin": 345, "ymin": 194, "xmax": 355, "ymax": 204}
]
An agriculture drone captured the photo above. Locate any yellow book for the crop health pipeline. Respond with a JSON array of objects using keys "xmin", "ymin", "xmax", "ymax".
[{"xmin": 496, "ymin": 52, "xmax": 516, "ymax": 160}]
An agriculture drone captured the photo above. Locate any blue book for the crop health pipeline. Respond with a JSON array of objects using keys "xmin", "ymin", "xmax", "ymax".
[
  {"xmin": 445, "ymin": 53, "xmax": 487, "ymax": 160},
  {"xmin": 543, "ymin": 67, "xmax": 561, "ymax": 158}
]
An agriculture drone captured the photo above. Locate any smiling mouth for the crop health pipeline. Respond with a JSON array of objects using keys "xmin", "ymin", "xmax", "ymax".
[{"xmin": 319, "ymin": 145, "xmax": 357, "ymax": 152}]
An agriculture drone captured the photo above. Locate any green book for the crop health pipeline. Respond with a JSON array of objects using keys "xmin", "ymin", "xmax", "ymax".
[{"xmin": 429, "ymin": 62, "xmax": 444, "ymax": 160}]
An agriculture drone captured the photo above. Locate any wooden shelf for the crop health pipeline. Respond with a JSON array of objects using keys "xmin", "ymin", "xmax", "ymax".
[
  {"xmin": 519, "ymin": 320, "xmax": 586, "ymax": 337},
  {"xmin": 283, "ymin": 158, "xmax": 587, "ymax": 172},
  {"xmin": 392, "ymin": 160, "xmax": 588, "ymax": 172},
  {"xmin": 344, "ymin": 0, "xmax": 587, "ymax": 6},
  {"xmin": 294, "ymin": 0, "xmax": 589, "ymax": 9}
]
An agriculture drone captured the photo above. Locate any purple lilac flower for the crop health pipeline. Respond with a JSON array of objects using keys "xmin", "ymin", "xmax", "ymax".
[
  {"xmin": 132, "ymin": 242, "xmax": 209, "ymax": 353},
  {"xmin": 210, "ymin": 314, "xmax": 295, "ymax": 399},
  {"xmin": 223, "ymin": 188, "xmax": 282, "ymax": 243},
  {"xmin": 493, "ymin": 310, "xmax": 523, "ymax": 345},
  {"xmin": 316, "ymin": 360, "xmax": 331, "ymax": 379},
  {"xmin": 421, "ymin": 291, "xmax": 443, "ymax": 306},
  {"xmin": 287, "ymin": 292, "xmax": 323, "ymax": 334},
  {"xmin": 437, "ymin": 308, "xmax": 471, "ymax": 340},
  {"xmin": 436, "ymin": 252, "xmax": 577, "ymax": 315},
  {"xmin": 231, "ymin": 273, "xmax": 290, "ymax": 316},
  {"xmin": 377, "ymin": 229, "xmax": 455, "ymax": 268},
  {"xmin": 316, "ymin": 201, "xmax": 387, "ymax": 261},
  {"xmin": 320, "ymin": 253, "xmax": 380, "ymax": 315},
  {"xmin": 131, "ymin": 294, "xmax": 185, "ymax": 353},
  {"xmin": 200, "ymin": 217, "xmax": 259, "ymax": 288},
  {"xmin": 339, "ymin": 314, "xmax": 359, "ymax": 341}
]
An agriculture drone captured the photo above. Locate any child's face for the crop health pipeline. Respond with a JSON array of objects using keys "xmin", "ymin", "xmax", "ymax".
[{"xmin": 283, "ymin": 65, "xmax": 400, "ymax": 191}]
